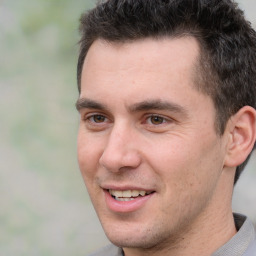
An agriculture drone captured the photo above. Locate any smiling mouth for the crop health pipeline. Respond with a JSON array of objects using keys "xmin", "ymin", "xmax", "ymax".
[{"xmin": 109, "ymin": 189, "xmax": 154, "ymax": 201}]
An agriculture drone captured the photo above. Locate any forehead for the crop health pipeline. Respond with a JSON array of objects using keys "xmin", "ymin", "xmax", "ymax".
[
  {"xmin": 83, "ymin": 37, "xmax": 200, "ymax": 74},
  {"xmin": 80, "ymin": 37, "xmax": 202, "ymax": 103}
]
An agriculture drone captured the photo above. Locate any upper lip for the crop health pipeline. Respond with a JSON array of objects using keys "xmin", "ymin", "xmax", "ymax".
[{"xmin": 101, "ymin": 184, "xmax": 156, "ymax": 192}]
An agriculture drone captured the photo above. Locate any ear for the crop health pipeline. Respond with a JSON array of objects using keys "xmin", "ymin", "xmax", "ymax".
[{"xmin": 224, "ymin": 106, "xmax": 256, "ymax": 168}]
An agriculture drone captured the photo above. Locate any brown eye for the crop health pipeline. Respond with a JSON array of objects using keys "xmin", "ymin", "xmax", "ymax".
[
  {"xmin": 90, "ymin": 115, "xmax": 106, "ymax": 123},
  {"xmin": 149, "ymin": 116, "xmax": 164, "ymax": 125}
]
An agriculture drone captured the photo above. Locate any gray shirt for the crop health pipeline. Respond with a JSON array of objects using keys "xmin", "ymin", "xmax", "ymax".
[
  {"xmin": 89, "ymin": 214, "xmax": 256, "ymax": 256},
  {"xmin": 212, "ymin": 214, "xmax": 256, "ymax": 256}
]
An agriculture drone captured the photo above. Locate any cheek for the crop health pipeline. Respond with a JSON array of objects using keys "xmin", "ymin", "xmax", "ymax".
[
  {"xmin": 150, "ymin": 142, "xmax": 221, "ymax": 219},
  {"xmin": 77, "ymin": 135, "xmax": 102, "ymax": 204},
  {"xmin": 147, "ymin": 134, "xmax": 222, "ymax": 192},
  {"xmin": 144, "ymin": 138, "xmax": 191, "ymax": 197},
  {"xmin": 77, "ymin": 130, "xmax": 101, "ymax": 179},
  {"xmin": 146, "ymin": 137, "xmax": 190, "ymax": 174}
]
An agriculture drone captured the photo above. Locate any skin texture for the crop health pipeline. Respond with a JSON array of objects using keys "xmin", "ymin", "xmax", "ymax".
[{"xmin": 77, "ymin": 38, "xmax": 255, "ymax": 256}]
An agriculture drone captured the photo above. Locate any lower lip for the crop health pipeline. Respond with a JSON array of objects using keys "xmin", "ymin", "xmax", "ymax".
[{"xmin": 104, "ymin": 190, "xmax": 154, "ymax": 213}]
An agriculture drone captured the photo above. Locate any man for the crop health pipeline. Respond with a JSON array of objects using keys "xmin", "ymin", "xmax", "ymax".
[{"xmin": 76, "ymin": 0, "xmax": 256, "ymax": 255}]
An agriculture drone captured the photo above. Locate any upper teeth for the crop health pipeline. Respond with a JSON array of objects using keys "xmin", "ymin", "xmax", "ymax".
[{"xmin": 109, "ymin": 189, "xmax": 149, "ymax": 198}]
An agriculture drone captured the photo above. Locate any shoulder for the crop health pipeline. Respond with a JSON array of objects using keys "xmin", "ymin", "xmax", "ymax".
[
  {"xmin": 88, "ymin": 244, "xmax": 123, "ymax": 256},
  {"xmin": 243, "ymin": 236, "xmax": 256, "ymax": 256}
]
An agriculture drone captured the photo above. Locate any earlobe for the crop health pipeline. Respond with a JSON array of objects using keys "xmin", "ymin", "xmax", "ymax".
[{"xmin": 224, "ymin": 106, "xmax": 256, "ymax": 168}]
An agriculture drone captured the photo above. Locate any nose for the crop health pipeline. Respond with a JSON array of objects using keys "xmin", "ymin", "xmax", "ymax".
[{"xmin": 99, "ymin": 125, "xmax": 142, "ymax": 172}]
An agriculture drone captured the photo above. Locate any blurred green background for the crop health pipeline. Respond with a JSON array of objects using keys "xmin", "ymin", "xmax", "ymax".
[{"xmin": 0, "ymin": 0, "xmax": 255, "ymax": 255}]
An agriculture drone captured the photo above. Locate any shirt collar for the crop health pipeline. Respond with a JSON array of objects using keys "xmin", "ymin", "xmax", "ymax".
[{"xmin": 212, "ymin": 213, "xmax": 256, "ymax": 256}]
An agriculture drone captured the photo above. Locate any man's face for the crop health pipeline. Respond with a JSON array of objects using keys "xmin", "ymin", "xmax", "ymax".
[{"xmin": 77, "ymin": 38, "xmax": 228, "ymax": 249}]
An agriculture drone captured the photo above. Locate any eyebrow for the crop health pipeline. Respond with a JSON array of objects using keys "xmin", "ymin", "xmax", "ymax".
[
  {"xmin": 76, "ymin": 98, "xmax": 108, "ymax": 111},
  {"xmin": 128, "ymin": 100, "xmax": 188, "ymax": 117},
  {"xmin": 76, "ymin": 98, "xmax": 188, "ymax": 117}
]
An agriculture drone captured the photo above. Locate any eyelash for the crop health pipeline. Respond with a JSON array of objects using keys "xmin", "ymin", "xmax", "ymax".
[
  {"xmin": 145, "ymin": 115, "xmax": 169, "ymax": 125},
  {"xmin": 84, "ymin": 114, "xmax": 109, "ymax": 124},
  {"xmin": 82, "ymin": 113, "xmax": 173, "ymax": 130}
]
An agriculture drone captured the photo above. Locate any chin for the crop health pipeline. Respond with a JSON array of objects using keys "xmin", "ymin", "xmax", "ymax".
[
  {"xmin": 103, "ymin": 224, "xmax": 147, "ymax": 248},
  {"xmin": 107, "ymin": 235, "xmax": 153, "ymax": 249},
  {"xmin": 102, "ymin": 222, "xmax": 170, "ymax": 250}
]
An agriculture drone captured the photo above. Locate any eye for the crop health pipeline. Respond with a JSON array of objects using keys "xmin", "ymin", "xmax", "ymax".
[
  {"xmin": 146, "ymin": 115, "xmax": 166, "ymax": 125},
  {"xmin": 82, "ymin": 113, "xmax": 111, "ymax": 131},
  {"xmin": 88, "ymin": 114, "xmax": 106, "ymax": 123}
]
